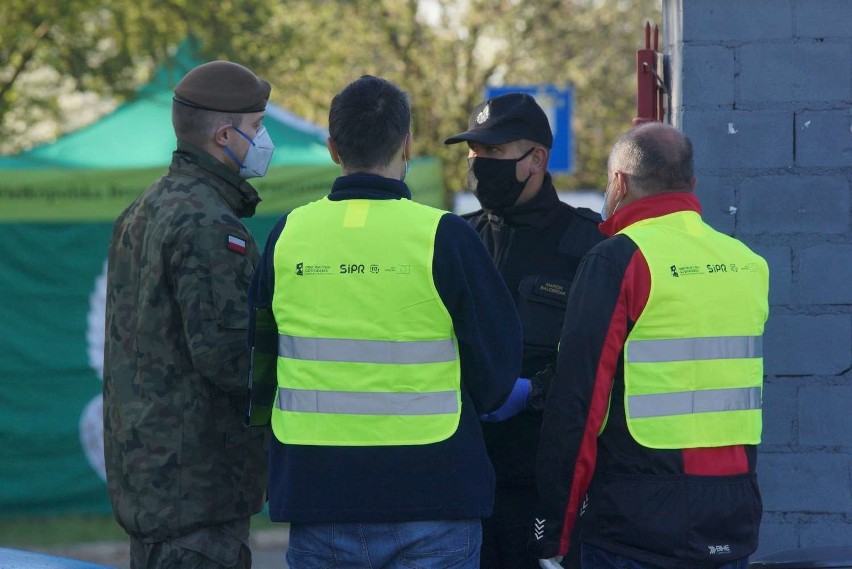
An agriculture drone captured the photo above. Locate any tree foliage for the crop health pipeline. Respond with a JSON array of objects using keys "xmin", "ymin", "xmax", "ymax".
[
  {"xmin": 1, "ymin": 0, "xmax": 660, "ymax": 201},
  {"xmin": 0, "ymin": 0, "xmax": 278, "ymax": 151}
]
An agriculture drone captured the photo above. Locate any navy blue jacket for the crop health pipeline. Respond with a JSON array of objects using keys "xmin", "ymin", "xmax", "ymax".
[{"xmin": 248, "ymin": 173, "xmax": 523, "ymax": 523}]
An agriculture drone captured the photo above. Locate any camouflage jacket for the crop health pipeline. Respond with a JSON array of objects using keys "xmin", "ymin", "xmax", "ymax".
[{"xmin": 103, "ymin": 141, "xmax": 268, "ymax": 541}]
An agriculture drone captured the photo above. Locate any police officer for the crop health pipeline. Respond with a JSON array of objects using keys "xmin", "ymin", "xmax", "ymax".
[
  {"xmin": 247, "ymin": 75, "xmax": 523, "ymax": 568},
  {"xmin": 444, "ymin": 93, "xmax": 605, "ymax": 569},
  {"xmin": 103, "ymin": 60, "xmax": 273, "ymax": 568},
  {"xmin": 531, "ymin": 123, "xmax": 769, "ymax": 569}
]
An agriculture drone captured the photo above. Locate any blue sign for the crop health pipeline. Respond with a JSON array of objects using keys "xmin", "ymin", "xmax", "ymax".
[{"xmin": 485, "ymin": 84, "xmax": 573, "ymax": 174}]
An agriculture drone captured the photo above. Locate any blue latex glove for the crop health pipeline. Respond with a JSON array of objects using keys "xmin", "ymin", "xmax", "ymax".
[
  {"xmin": 539, "ymin": 556, "xmax": 563, "ymax": 568},
  {"xmin": 480, "ymin": 378, "xmax": 530, "ymax": 422}
]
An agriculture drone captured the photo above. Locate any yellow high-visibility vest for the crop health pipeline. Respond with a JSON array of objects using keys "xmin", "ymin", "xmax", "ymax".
[
  {"xmin": 270, "ymin": 196, "xmax": 461, "ymax": 446},
  {"xmin": 618, "ymin": 209, "xmax": 769, "ymax": 449}
]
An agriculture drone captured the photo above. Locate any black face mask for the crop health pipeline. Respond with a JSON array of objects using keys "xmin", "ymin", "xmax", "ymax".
[{"xmin": 467, "ymin": 147, "xmax": 534, "ymax": 212}]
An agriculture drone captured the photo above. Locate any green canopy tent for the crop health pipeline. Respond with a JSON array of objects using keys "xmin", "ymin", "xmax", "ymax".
[
  {"xmin": 0, "ymin": 38, "xmax": 334, "ymax": 171},
  {"xmin": 0, "ymin": 56, "xmax": 443, "ymax": 222},
  {"xmin": 0, "ymin": 52, "xmax": 443, "ymax": 516},
  {"xmin": 0, "ymin": 37, "xmax": 444, "ymax": 219},
  {"xmin": 1, "ymin": 87, "xmax": 332, "ymax": 172}
]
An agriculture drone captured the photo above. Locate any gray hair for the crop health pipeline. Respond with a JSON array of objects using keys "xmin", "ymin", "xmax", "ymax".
[{"xmin": 608, "ymin": 123, "xmax": 694, "ymax": 195}]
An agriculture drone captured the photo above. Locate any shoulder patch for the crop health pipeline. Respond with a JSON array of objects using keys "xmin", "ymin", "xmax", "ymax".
[
  {"xmin": 460, "ymin": 208, "xmax": 485, "ymax": 222},
  {"xmin": 227, "ymin": 234, "xmax": 247, "ymax": 254},
  {"xmin": 571, "ymin": 205, "xmax": 603, "ymax": 225},
  {"xmin": 559, "ymin": 208, "xmax": 606, "ymax": 258}
]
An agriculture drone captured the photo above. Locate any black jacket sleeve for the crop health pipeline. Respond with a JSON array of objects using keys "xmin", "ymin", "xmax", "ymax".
[
  {"xmin": 531, "ymin": 243, "xmax": 630, "ymax": 558},
  {"xmin": 432, "ymin": 213, "xmax": 523, "ymax": 415}
]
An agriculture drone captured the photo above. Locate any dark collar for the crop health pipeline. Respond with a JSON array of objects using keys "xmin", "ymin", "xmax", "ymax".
[
  {"xmin": 171, "ymin": 140, "xmax": 261, "ymax": 218},
  {"xmin": 329, "ymin": 173, "xmax": 412, "ymax": 201}
]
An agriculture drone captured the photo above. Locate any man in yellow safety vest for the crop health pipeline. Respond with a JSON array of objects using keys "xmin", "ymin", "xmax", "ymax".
[
  {"xmin": 247, "ymin": 75, "xmax": 524, "ymax": 568},
  {"xmin": 531, "ymin": 122, "xmax": 769, "ymax": 569}
]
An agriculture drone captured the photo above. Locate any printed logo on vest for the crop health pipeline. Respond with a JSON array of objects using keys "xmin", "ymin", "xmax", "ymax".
[
  {"xmin": 294, "ymin": 262, "xmax": 333, "ymax": 276},
  {"xmin": 669, "ymin": 263, "xmax": 702, "ymax": 276},
  {"xmin": 340, "ymin": 263, "xmax": 365, "ymax": 274}
]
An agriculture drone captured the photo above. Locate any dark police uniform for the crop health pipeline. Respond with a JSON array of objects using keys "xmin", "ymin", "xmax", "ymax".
[{"xmin": 465, "ymin": 174, "xmax": 604, "ymax": 569}]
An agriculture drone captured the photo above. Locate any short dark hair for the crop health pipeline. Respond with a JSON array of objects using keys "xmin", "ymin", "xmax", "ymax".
[
  {"xmin": 608, "ymin": 123, "xmax": 694, "ymax": 194},
  {"xmin": 328, "ymin": 75, "xmax": 411, "ymax": 169},
  {"xmin": 172, "ymin": 103, "xmax": 242, "ymax": 147}
]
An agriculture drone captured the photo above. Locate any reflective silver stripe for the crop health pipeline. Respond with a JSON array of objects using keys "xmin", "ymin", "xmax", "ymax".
[
  {"xmin": 277, "ymin": 388, "xmax": 459, "ymax": 415},
  {"xmin": 278, "ymin": 335, "xmax": 456, "ymax": 364},
  {"xmin": 627, "ymin": 336, "xmax": 762, "ymax": 363},
  {"xmin": 628, "ymin": 386, "xmax": 762, "ymax": 419}
]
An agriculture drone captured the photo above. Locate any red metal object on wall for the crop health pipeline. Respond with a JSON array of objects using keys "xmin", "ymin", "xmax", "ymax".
[{"xmin": 633, "ymin": 22, "xmax": 665, "ymax": 125}]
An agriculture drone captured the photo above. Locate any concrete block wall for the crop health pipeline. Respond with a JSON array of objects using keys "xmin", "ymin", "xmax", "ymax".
[{"xmin": 663, "ymin": 0, "xmax": 852, "ymax": 557}]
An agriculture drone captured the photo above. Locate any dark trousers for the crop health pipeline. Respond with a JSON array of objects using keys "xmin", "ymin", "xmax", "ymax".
[
  {"xmin": 129, "ymin": 518, "xmax": 252, "ymax": 569},
  {"xmin": 481, "ymin": 485, "xmax": 542, "ymax": 569}
]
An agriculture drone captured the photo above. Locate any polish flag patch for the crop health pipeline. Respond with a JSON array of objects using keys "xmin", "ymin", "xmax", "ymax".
[{"xmin": 227, "ymin": 235, "xmax": 247, "ymax": 254}]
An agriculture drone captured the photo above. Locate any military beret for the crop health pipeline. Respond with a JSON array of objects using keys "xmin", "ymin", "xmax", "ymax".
[{"xmin": 173, "ymin": 60, "xmax": 271, "ymax": 113}]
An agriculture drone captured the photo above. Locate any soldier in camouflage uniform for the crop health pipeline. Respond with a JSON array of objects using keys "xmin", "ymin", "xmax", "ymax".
[{"xmin": 103, "ymin": 61, "xmax": 274, "ymax": 569}]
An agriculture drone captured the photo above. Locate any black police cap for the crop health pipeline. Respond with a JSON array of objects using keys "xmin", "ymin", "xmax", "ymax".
[{"xmin": 444, "ymin": 92, "xmax": 553, "ymax": 148}]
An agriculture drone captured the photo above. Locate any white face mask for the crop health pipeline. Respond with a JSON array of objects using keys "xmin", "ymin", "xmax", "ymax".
[
  {"xmin": 600, "ymin": 177, "xmax": 623, "ymax": 221},
  {"xmin": 231, "ymin": 126, "xmax": 275, "ymax": 179},
  {"xmin": 601, "ymin": 178, "xmax": 613, "ymax": 221}
]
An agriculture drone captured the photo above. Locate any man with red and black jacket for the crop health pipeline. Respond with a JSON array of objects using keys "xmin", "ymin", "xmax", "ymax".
[
  {"xmin": 531, "ymin": 123, "xmax": 769, "ymax": 569},
  {"xmin": 445, "ymin": 93, "xmax": 604, "ymax": 569}
]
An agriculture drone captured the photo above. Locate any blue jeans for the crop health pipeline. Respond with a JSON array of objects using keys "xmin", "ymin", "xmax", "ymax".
[
  {"xmin": 580, "ymin": 543, "xmax": 749, "ymax": 569},
  {"xmin": 286, "ymin": 519, "xmax": 482, "ymax": 568}
]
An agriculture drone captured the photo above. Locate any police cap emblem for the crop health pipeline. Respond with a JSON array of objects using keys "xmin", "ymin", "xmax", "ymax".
[{"xmin": 475, "ymin": 104, "xmax": 490, "ymax": 125}]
